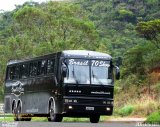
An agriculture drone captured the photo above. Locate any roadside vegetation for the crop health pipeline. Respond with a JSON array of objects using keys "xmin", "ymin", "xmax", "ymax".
[
  {"xmin": 114, "ymin": 81, "xmax": 160, "ymax": 118},
  {"xmin": 0, "ymin": 0, "xmax": 160, "ymax": 122},
  {"xmin": 146, "ymin": 111, "xmax": 160, "ymax": 123}
]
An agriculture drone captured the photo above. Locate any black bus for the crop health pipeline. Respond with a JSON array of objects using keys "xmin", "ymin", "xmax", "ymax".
[{"xmin": 4, "ymin": 50, "xmax": 120, "ymax": 123}]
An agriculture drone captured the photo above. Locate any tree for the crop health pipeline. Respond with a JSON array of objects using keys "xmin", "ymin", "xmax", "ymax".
[
  {"xmin": 12, "ymin": 2, "xmax": 99, "ymax": 56},
  {"xmin": 116, "ymin": 9, "xmax": 136, "ymax": 23},
  {"xmin": 123, "ymin": 44, "xmax": 148, "ymax": 77},
  {"xmin": 136, "ymin": 19, "xmax": 160, "ymax": 48}
]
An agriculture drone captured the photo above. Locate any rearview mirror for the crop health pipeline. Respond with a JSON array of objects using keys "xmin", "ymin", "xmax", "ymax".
[
  {"xmin": 115, "ymin": 66, "xmax": 120, "ymax": 80},
  {"xmin": 61, "ymin": 63, "xmax": 67, "ymax": 77}
]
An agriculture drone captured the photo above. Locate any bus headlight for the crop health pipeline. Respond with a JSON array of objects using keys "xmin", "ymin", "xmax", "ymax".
[
  {"xmin": 106, "ymin": 107, "xmax": 111, "ymax": 111},
  {"xmin": 68, "ymin": 106, "xmax": 73, "ymax": 109}
]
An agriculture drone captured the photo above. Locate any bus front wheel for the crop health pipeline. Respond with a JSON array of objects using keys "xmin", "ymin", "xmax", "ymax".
[
  {"xmin": 48, "ymin": 100, "xmax": 62, "ymax": 122},
  {"xmin": 90, "ymin": 115, "xmax": 100, "ymax": 123}
]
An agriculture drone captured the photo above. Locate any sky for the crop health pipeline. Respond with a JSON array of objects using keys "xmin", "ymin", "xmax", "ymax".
[{"xmin": 0, "ymin": 0, "xmax": 64, "ymax": 11}]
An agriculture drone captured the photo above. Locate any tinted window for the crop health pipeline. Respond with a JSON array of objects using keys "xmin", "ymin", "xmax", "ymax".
[
  {"xmin": 20, "ymin": 64, "xmax": 28, "ymax": 78},
  {"xmin": 7, "ymin": 66, "xmax": 19, "ymax": 80},
  {"xmin": 64, "ymin": 59, "xmax": 90, "ymax": 84},
  {"xmin": 7, "ymin": 67, "xmax": 14, "ymax": 80},
  {"xmin": 37, "ymin": 60, "xmax": 47, "ymax": 75},
  {"xmin": 91, "ymin": 60, "xmax": 112, "ymax": 85},
  {"xmin": 29, "ymin": 62, "xmax": 37, "ymax": 77},
  {"xmin": 15, "ymin": 66, "xmax": 20, "ymax": 79},
  {"xmin": 47, "ymin": 59, "xmax": 55, "ymax": 74}
]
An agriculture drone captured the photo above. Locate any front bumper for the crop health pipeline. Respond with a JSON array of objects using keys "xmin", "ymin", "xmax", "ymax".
[{"xmin": 63, "ymin": 96, "xmax": 113, "ymax": 115}]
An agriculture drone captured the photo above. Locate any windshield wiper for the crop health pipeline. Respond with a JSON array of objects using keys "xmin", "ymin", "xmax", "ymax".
[
  {"xmin": 92, "ymin": 70, "xmax": 104, "ymax": 86},
  {"xmin": 72, "ymin": 65, "xmax": 79, "ymax": 84}
]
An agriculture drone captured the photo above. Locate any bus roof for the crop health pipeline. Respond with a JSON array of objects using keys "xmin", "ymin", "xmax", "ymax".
[
  {"xmin": 7, "ymin": 50, "xmax": 112, "ymax": 66},
  {"xmin": 62, "ymin": 50, "xmax": 112, "ymax": 59}
]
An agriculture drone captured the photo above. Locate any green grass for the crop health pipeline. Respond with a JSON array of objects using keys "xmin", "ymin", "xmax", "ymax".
[
  {"xmin": 0, "ymin": 117, "xmax": 14, "ymax": 122},
  {"xmin": 31, "ymin": 117, "xmax": 48, "ymax": 122},
  {"xmin": 146, "ymin": 111, "xmax": 160, "ymax": 123},
  {"xmin": 117, "ymin": 105, "xmax": 134, "ymax": 117},
  {"xmin": 63, "ymin": 117, "xmax": 89, "ymax": 122}
]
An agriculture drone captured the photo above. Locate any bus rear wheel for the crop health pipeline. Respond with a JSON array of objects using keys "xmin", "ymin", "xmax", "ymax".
[
  {"xmin": 90, "ymin": 115, "xmax": 100, "ymax": 123},
  {"xmin": 17, "ymin": 104, "xmax": 24, "ymax": 121},
  {"xmin": 22, "ymin": 114, "xmax": 32, "ymax": 121},
  {"xmin": 12, "ymin": 102, "xmax": 18, "ymax": 121},
  {"xmin": 48, "ymin": 100, "xmax": 62, "ymax": 122},
  {"xmin": 13, "ymin": 103, "xmax": 23, "ymax": 121}
]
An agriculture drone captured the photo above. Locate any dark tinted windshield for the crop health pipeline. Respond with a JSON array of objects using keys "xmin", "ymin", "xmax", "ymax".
[
  {"xmin": 64, "ymin": 59, "xmax": 90, "ymax": 84},
  {"xmin": 91, "ymin": 60, "xmax": 112, "ymax": 85},
  {"xmin": 64, "ymin": 59, "xmax": 113, "ymax": 85}
]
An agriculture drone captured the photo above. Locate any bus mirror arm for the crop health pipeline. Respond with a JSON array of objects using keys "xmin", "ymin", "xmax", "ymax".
[{"xmin": 115, "ymin": 66, "xmax": 120, "ymax": 80}]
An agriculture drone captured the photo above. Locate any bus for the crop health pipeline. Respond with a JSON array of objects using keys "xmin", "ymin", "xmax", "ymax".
[{"xmin": 4, "ymin": 50, "xmax": 120, "ymax": 123}]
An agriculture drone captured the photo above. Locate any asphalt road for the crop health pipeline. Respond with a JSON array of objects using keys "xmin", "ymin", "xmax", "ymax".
[{"xmin": 0, "ymin": 121, "xmax": 145, "ymax": 127}]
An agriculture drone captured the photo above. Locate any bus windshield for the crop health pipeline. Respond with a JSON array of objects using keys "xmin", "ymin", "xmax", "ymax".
[
  {"xmin": 64, "ymin": 59, "xmax": 90, "ymax": 84},
  {"xmin": 64, "ymin": 59, "xmax": 112, "ymax": 85},
  {"xmin": 91, "ymin": 60, "xmax": 112, "ymax": 85}
]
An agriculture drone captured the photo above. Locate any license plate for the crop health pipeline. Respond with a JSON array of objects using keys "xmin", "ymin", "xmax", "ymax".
[{"xmin": 86, "ymin": 107, "xmax": 94, "ymax": 111}]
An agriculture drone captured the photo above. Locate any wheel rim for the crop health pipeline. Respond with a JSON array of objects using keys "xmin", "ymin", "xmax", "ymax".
[
  {"xmin": 17, "ymin": 106, "xmax": 21, "ymax": 120},
  {"xmin": 50, "ymin": 101, "xmax": 55, "ymax": 120}
]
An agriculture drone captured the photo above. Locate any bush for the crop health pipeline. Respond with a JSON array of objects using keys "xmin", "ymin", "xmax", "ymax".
[
  {"xmin": 118, "ymin": 105, "xmax": 134, "ymax": 116},
  {"xmin": 146, "ymin": 111, "xmax": 160, "ymax": 123}
]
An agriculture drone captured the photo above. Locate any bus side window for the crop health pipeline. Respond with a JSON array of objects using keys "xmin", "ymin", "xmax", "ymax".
[
  {"xmin": 29, "ymin": 62, "xmax": 38, "ymax": 77},
  {"xmin": 37, "ymin": 60, "xmax": 47, "ymax": 75},
  {"xmin": 15, "ymin": 66, "xmax": 20, "ymax": 79},
  {"xmin": 8, "ymin": 66, "xmax": 19, "ymax": 80},
  {"xmin": 7, "ymin": 67, "xmax": 13, "ymax": 80},
  {"xmin": 10, "ymin": 67, "xmax": 15, "ymax": 79},
  {"xmin": 47, "ymin": 59, "xmax": 55, "ymax": 74},
  {"xmin": 21, "ymin": 64, "xmax": 28, "ymax": 79}
]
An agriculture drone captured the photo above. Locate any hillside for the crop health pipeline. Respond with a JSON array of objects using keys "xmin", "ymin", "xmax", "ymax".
[
  {"xmin": 77, "ymin": 0, "xmax": 160, "ymax": 117},
  {"xmin": 78, "ymin": 0, "xmax": 160, "ymax": 118}
]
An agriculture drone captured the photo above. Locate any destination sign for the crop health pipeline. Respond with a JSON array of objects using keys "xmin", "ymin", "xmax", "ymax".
[
  {"xmin": 68, "ymin": 59, "xmax": 110, "ymax": 67},
  {"xmin": 68, "ymin": 59, "xmax": 89, "ymax": 66},
  {"xmin": 91, "ymin": 60, "xmax": 110, "ymax": 67}
]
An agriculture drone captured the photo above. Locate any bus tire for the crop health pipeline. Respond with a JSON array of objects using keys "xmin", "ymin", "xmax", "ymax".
[
  {"xmin": 12, "ymin": 102, "xmax": 18, "ymax": 121},
  {"xmin": 48, "ymin": 100, "xmax": 62, "ymax": 122},
  {"xmin": 22, "ymin": 114, "xmax": 32, "ymax": 121},
  {"xmin": 16, "ymin": 103, "xmax": 23, "ymax": 121},
  {"xmin": 90, "ymin": 115, "xmax": 100, "ymax": 123},
  {"xmin": 24, "ymin": 117, "xmax": 32, "ymax": 121}
]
